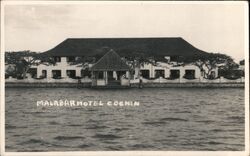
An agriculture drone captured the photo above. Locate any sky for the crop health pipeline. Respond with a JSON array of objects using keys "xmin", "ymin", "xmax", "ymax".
[{"xmin": 4, "ymin": 2, "xmax": 247, "ymax": 62}]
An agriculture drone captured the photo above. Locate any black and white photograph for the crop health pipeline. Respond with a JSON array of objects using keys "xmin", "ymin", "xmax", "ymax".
[{"xmin": 0, "ymin": 1, "xmax": 249, "ymax": 156}]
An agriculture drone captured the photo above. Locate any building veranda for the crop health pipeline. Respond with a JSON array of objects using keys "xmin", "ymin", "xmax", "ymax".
[{"xmin": 90, "ymin": 50, "xmax": 131, "ymax": 87}]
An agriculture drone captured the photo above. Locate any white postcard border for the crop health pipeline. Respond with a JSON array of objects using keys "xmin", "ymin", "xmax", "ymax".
[{"xmin": 0, "ymin": 1, "xmax": 249, "ymax": 156}]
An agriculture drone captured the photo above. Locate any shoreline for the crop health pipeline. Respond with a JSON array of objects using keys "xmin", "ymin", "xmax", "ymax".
[{"xmin": 5, "ymin": 82, "xmax": 244, "ymax": 88}]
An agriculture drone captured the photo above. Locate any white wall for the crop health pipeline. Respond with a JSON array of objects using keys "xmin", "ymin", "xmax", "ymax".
[
  {"xmin": 139, "ymin": 62, "xmax": 202, "ymax": 79},
  {"xmin": 31, "ymin": 57, "xmax": 217, "ymax": 81},
  {"xmin": 33, "ymin": 57, "xmax": 84, "ymax": 79}
]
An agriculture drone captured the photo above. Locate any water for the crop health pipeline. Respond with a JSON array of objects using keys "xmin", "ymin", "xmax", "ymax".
[{"xmin": 5, "ymin": 88, "xmax": 245, "ymax": 151}]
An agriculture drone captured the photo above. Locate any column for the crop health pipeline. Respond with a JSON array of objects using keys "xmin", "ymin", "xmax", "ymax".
[
  {"xmin": 135, "ymin": 67, "xmax": 140, "ymax": 78},
  {"xmin": 76, "ymin": 69, "xmax": 81, "ymax": 77},
  {"xmin": 113, "ymin": 71, "xmax": 117, "ymax": 80},
  {"xmin": 104, "ymin": 71, "xmax": 108, "ymax": 85},
  {"xmin": 179, "ymin": 68, "xmax": 185, "ymax": 83},
  {"xmin": 47, "ymin": 69, "xmax": 52, "ymax": 79},
  {"xmin": 165, "ymin": 69, "xmax": 170, "ymax": 78},
  {"xmin": 126, "ymin": 71, "xmax": 130, "ymax": 79},
  {"xmin": 61, "ymin": 69, "xmax": 67, "ymax": 78},
  {"xmin": 150, "ymin": 64, "xmax": 154, "ymax": 78},
  {"xmin": 195, "ymin": 68, "xmax": 201, "ymax": 79},
  {"xmin": 37, "ymin": 68, "xmax": 43, "ymax": 78},
  {"xmin": 180, "ymin": 68, "xmax": 185, "ymax": 78}
]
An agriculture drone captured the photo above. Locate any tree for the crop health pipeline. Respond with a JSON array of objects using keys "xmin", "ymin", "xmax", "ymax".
[
  {"xmin": 5, "ymin": 51, "xmax": 55, "ymax": 78},
  {"xmin": 239, "ymin": 59, "xmax": 245, "ymax": 65},
  {"xmin": 125, "ymin": 55, "xmax": 156, "ymax": 79},
  {"xmin": 69, "ymin": 56, "xmax": 96, "ymax": 78},
  {"xmin": 175, "ymin": 53, "xmax": 236, "ymax": 79}
]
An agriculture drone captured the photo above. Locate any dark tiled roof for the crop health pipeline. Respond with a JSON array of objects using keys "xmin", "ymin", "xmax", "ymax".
[
  {"xmin": 43, "ymin": 37, "xmax": 208, "ymax": 57},
  {"xmin": 90, "ymin": 50, "xmax": 130, "ymax": 71}
]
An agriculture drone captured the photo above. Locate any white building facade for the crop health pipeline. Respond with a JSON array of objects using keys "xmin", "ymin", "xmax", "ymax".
[
  {"xmin": 33, "ymin": 57, "xmax": 92, "ymax": 79},
  {"xmin": 30, "ymin": 55, "xmax": 218, "ymax": 82}
]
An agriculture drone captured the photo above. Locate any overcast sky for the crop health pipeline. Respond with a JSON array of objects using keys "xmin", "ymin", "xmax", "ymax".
[{"xmin": 4, "ymin": 2, "xmax": 247, "ymax": 62}]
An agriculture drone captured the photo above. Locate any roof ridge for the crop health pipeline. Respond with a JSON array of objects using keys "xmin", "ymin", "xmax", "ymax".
[
  {"xmin": 92, "ymin": 49, "xmax": 114, "ymax": 66},
  {"xmin": 91, "ymin": 49, "xmax": 130, "ymax": 71},
  {"xmin": 66, "ymin": 37, "xmax": 183, "ymax": 40},
  {"xmin": 43, "ymin": 37, "xmax": 208, "ymax": 57}
]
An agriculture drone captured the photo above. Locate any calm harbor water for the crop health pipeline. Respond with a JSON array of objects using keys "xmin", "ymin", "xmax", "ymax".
[{"xmin": 5, "ymin": 88, "xmax": 244, "ymax": 151}]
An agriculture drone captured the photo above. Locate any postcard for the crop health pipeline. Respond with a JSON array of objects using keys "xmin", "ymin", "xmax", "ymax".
[{"xmin": 0, "ymin": 1, "xmax": 249, "ymax": 156}]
